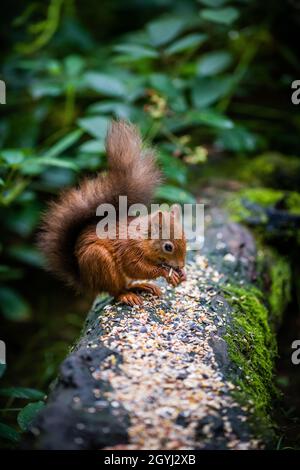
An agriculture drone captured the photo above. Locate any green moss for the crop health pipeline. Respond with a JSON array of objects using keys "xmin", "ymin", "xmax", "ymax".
[
  {"xmin": 226, "ymin": 187, "xmax": 300, "ymax": 223},
  {"xmin": 192, "ymin": 153, "xmax": 300, "ymax": 192},
  {"xmin": 286, "ymin": 192, "xmax": 300, "ymax": 215},
  {"xmin": 242, "ymin": 188, "xmax": 284, "ymax": 206},
  {"xmin": 225, "ymin": 194, "xmax": 254, "ymax": 223},
  {"xmin": 240, "ymin": 187, "xmax": 300, "ymax": 215},
  {"xmin": 225, "ymin": 187, "xmax": 283, "ymax": 224},
  {"xmin": 244, "ymin": 153, "xmax": 300, "ymax": 190},
  {"xmin": 268, "ymin": 253, "xmax": 291, "ymax": 324},
  {"xmin": 223, "ymin": 249, "xmax": 291, "ymax": 432},
  {"xmin": 223, "ymin": 284, "xmax": 277, "ymax": 438},
  {"xmin": 255, "ymin": 244, "xmax": 292, "ymax": 325}
]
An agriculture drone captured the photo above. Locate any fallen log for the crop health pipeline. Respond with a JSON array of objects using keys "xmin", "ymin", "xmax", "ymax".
[{"xmin": 26, "ymin": 200, "xmax": 291, "ymax": 450}]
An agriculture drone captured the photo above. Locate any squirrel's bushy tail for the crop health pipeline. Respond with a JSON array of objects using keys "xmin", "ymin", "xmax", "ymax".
[{"xmin": 38, "ymin": 120, "xmax": 161, "ymax": 288}]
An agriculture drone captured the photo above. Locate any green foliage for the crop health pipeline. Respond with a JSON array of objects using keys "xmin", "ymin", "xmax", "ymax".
[
  {"xmin": 0, "ymin": 422, "xmax": 21, "ymax": 443},
  {"xmin": 0, "ymin": 371, "xmax": 45, "ymax": 444},
  {"xmin": 239, "ymin": 153, "xmax": 300, "ymax": 191},
  {"xmin": 224, "ymin": 285, "xmax": 277, "ymax": 438},
  {"xmin": 200, "ymin": 7, "xmax": 240, "ymax": 25},
  {"xmin": 226, "ymin": 188, "xmax": 300, "ymax": 226},
  {"xmin": 17, "ymin": 401, "xmax": 45, "ymax": 431},
  {"xmin": 155, "ymin": 185, "xmax": 196, "ymax": 204},
  {"xmin": 0, "ymin": 387, "xmax": 45, "ymax": 400},
  {"xmin": 197, "ymin": 50, "xmax": 233, "ymax": 76},
  {"xmin": 0, "ymin": 286, "xmax": 31, "ymax": 321},
  {"xmin": 269, "ymin": 254, "xmax": 291, "ymax": 323}
]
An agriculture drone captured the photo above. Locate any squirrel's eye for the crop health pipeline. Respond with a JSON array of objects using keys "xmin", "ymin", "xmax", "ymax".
[{"xmin": 163, "ymin": 242, "xmax": 174, "ymax": 253}]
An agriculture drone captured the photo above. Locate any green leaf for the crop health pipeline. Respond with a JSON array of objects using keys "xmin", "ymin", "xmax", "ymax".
[
  {"xmin": 39, "ymin": 168, "xmax": 75, "ymax": 189},
  {"xmin": 30, "ymin": 81, "xmax": 62, "ymax": 99},
  {"xmin": 64, "ymin": 55, "xmax": 85, "ymax": 77},
  {"xmin": 77, "ymin": 116, "xmax": 109, "ymax": 140},
  {"xmin": 0, "ymin": 150, "xmax": 25, "ymax": 167},
  {"xmin": 85, "ymin": 72, "xmax": 126, "ymax": 97},
  {"xmin": 149, "ymin": 73, "xmax": 187, "ymax": 112},
  {"xmin": 75, "ymin": 153, "xmax": 103, "ymax": 171},
  {"xmin": 43, "ymin": 130, "xmax": 83, "ymax": 159},
  {"xmin": 197, "ymin": 50, "xmax": 233, "ymax": 76},
  {"xmin": 187, "ymin": 110, "xmax": 234, "ymax": 129},
  {"xmin": 191, "ymin": 76, "xmax": 233, "ymax": 108},
  {"xmin": 0, "ymin": 265, "xmax": 23, "ymax": 281},
  {"xmin": 0, "ymin": 387, "xmax": 45, "ymax": 400},
  {"xmin": 17, "ymin": 401, "xmax": 45, "ymax": 431},
  {"xmin": 164, "ymin": 33, "xmax": 207, "ymax": 55},
  {"xmin": 19, "ymin": 160, "xmax": 43, "ymax": 176},
  {"xmin": 216, "ymin": 126, "xmax": 259, "ymax": 152},
  {"xmin": 149, "ymin": 73, "xmax": 175, "ymax": 96},
  {"xmin": 147, "ymin": 16, "xmax": 187, "ymax": 47},
  {"xmin": 0, "ymin": 179, "xmax": 28, "ymax": 206},
  {"xmin": 114, "ymin": 44, "xmax": 158, "ymax": 60},
  {"xmin": 87, "ymin": 101, "xmax": 133, "ymax": 120},
  {"xmin": 36, "ymin": 157, "xmax": 79, "ymax": 171},
  {"xmin": 8, "ymin": 246, "xmax": 45, "ymax": 268},
  {"xmin": 200, "ymin": 7, "xmax": 240, "ymax": 25},
  {"xmin": 17, "ymin": 190, "xmax": 35, "ymax": 203},
  {"xmin": 155, "ymin": 185, "xmax": 196, "ymax": 204},
  {"xmin": 159, "ymin": 151, "xmax": 188, "ymax": 185},
  {"xmin": 0, "ymin": 287, "xmax": 31, "ymax": 321},
  {"xmin": 78, "ymin": 140, "xmax": 105, "ymax": 154},
  {"xmin": 199, "ymin": 0, "xmax": 230, "ymax": 7},
  {"xmin": 0, "ymin": 423, "xmax": 20, "ymax": 443},
  {"xmin": 5, "ymin": 202, "xmax": 42, "ymax": 237}
]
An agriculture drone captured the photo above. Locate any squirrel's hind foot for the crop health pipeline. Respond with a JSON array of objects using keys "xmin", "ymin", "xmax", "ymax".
[
  {"xmin": 117, "ymin": 282, "xmax": 162, "ymax": 306},
  {"xmin": 128, "ymin": 282, "xmax": 162, "ymax": 297},
  {"xmin": 117, "ymin": 292, "xmax": 143, "ymax": 307}
]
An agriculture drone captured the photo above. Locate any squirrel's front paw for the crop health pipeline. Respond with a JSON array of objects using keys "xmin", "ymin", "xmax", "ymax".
[
  {"xmin": 162, "ymin": 267, "xmax": 186, "ymax": 287},
  {"xmin": 164, "ymin": 268, "xmax": 181, "ymax": 287},
  {"xmin": 178, "ymin": 268, "xmax": 187, "ymax": 282}
]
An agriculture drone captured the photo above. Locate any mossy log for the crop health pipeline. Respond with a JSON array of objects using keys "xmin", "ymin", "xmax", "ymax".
[{"xmin": 26, "ymin": 202, "xmax": 291, "ymax": 450}]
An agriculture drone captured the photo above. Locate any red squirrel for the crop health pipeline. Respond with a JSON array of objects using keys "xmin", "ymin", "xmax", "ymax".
[{"xmin": 38, "ymin": 120, "xmax": 186, "ymax": 306}]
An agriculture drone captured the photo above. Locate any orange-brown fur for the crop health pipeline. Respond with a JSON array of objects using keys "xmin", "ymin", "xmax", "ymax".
[{"xmin": 38, "ymin": 120, "xmax": 186, "ymax": 306}]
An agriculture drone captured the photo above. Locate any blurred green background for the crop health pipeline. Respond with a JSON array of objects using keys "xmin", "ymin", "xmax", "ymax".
[{"xmin": 0, "ymin": 0, "xmax": 300, "ymax": 448}]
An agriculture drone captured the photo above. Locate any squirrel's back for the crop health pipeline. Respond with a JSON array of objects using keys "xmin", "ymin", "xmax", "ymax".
[{"xmin": 38, "ymin": 120, "xmax": 161, "ymax": 288}]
